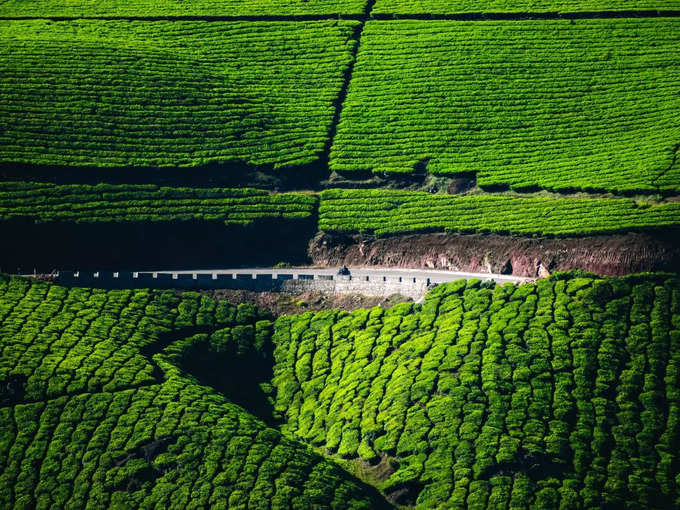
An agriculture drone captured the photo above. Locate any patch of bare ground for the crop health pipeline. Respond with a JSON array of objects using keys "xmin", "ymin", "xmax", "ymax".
[
  {"xmin": 336, "ymin": 453, "xmax": 418, "ymax": 507},
  {"xmin": 200, "ymin": 288, "xmax": 411, "ymax": 316},
  {"xmin": 310, "ymin": 231, "xmax": 680, "ymax": 278}
]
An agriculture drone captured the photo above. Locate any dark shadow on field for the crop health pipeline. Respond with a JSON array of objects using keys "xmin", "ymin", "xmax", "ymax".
[
  {"xmin": 176, "ymin": 335, "xmax": 278, "ymax": 427},
  {"xmin": 0, "ymin": 217, "xmax": 316, "ymax": 272},
  {"xmin": 0, "ymin": 159, "xmax": 330, "ymax": 192}
]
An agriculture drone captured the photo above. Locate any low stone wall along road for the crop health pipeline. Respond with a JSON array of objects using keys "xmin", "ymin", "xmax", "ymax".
[{"xmin": 55, "ymin": 268, "xmax": 532, "ymax": 301}]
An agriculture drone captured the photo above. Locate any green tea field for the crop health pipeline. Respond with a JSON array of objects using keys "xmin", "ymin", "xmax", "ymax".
[
  {"xmin": 1, "ymin": 1, "xmax": 680, "ymax": 509},
  {"xmin": 1, "ymin": 274, "xmax": 679, "ymax": 508}
]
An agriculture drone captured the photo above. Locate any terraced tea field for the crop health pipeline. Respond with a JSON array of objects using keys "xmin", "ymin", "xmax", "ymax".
[
  {"xmin": 273, "ymin": 273, "xmax": 680, "ymax": 508},
  {"xmin": 0, "ymin": 20, "xmax": 358, "ymax": 169},
  {"xmin": 1, "ymin": 4, "xmax": 680, "ymax": 509},
  {"xmin": 318, "ymin": 189, "xmax": 680, "ymax": 236},
  {"xmin": 0, "ymin": 276, "xmax": 388, "ymax": 509},
  {"xmin": 0, "ymin": 182, "xmax": 316, "ymax": 224},
  {"xmin": 330, "ymin": 19, "xmax": 680, "ymax": 193},
  {"xmin": 3, "ymin": 183, "xmax": 678, "ymax": 238},
  {"xmin": 2, "ymin": 273, "xmax": 679, "ymax": 509}
]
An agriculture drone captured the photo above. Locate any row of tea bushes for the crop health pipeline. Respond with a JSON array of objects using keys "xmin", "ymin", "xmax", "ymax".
[
  {"xmin": 271, "ymin": 274, "xmax": 680, "ymax": 508},
  {"xmin": 4, "ymin": 184, "xmax": 679, "ymax": 236},
  {"xmin": 0, "ymin": 275, "xmax": 269, "ymax": 403},
  {"xmin": 0, "ymin": 182, "xmax": 317, "ymax": 224},
  {"xmin": 1, "ymin": 0, "xmax": 676, "ymax": 17},
  {"xmin": 0, "ymin": 377, "xmax": 387, "ymax": 509},
  {"xmin": 0, "ymin": 275, "xmax": 388, "ymax": 509},
  {"xmin": 372, "ymin": 0, "xmax": 680, "ymax": 14},
  {"xmin": 0, "ymin": 0, "xmax": 368, "ymax": 17}
]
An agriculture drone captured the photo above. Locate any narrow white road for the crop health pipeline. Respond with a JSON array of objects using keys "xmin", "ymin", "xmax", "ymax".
[{"xmin": 160, "ymin": 267, "xmax": 532, "ymax": 285}]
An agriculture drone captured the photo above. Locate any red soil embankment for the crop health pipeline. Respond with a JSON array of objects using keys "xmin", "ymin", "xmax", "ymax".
[{"xmin": 310, "ymin": 232, "xmax": 680, "ymax": 277}]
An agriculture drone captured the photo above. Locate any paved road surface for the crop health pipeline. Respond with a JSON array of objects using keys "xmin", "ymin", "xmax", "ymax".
[{"xmin": 160, "ymin": 267, "xmax": 532, "ymax": 285}]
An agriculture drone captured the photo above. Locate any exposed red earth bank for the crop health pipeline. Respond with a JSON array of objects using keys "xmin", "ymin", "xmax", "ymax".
[{"xmin": 310, "ymin": 231, "xmax": 680, "ymax": 277}]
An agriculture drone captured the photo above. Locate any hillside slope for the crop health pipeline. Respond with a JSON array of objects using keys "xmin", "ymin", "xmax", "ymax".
[
  {"xmin": 0, "ymin": 276, "xmax": 389, "ymax": 510},
  {"xmin": 1, "ymin": 274, "xmax": 678, "ymax": 508},
  {"xmin": 272, "ymin": 274, "xmax": 680, "ymax": 508}
]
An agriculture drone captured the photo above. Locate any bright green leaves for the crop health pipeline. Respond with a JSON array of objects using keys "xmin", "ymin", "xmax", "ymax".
[
  {"xmin": 0, "ymin": 182, "xmax": 318, "ymax": 225},
  {"xmin": 0, "ymin": 20, "xmax": 359, "ymax": 170},
  {"xmin": 271, "ymin": 274, "xmax": 680, "ymax": 508},
  {"xmin": 0, "ymin": 276, "xmax": 389, "ymax": 510}
]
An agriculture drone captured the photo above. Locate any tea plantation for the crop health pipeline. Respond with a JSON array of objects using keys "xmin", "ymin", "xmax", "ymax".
[
  {"xmin": 0, "ymin": 0, "xmax": 369, "ymax": 17},
  {"xmin": 330, "ymin": 19, "xmax": 680, "ymax": 193},
  {"xmin": 1, "ymin": 273, "xmax": 679, "ymax": 508},
  {"xmin": 4, "ymin": 183, "xmax": 679, "ymax": 237},
  {"xmin": 0, "ymin": 182, "xmax": 317, "ymax": 225},
  {"xmin": 0, "ymin": 275, "xmax": 389, "ymax": 510},
  {"xmin": 371, "ymin": 0, "xmax": 680, "ymax": 15},
  {"xmin": 318, "ymin": 189, "xmax": 680, "ymax": 237},
  {"xmin": 0, "ymin": 20, "xmax": 358, "ymax": 169},
  {"xmin": 1, "ymin": 1, "xmax": 680, "ymax": 508},
  {"xmin": 272, "ymin": 274, "xmax": 680, "ymax": 508}
]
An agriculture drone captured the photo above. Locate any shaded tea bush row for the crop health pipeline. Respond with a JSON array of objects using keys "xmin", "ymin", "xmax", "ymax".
[
  {"xmin": 0, "ymin": 275, "xmax": 389, "ymax": 510},
  {"xmin": 372, "ymin": 0, "xmax": 680, "ymax": 14},
  {"xmin": 318, "ymin": 189, "xmax": 680, "ymax": 237},
  {"xmin": 0, "ymin": 20, "xmax": 358, "ymax": 169},
  {"xmin": 0, "ymin": 0, "xmax": 368, "ymax": 17},
  {"xmin": 330, "ymin": 19, "xmax": 680, "ymax": 193},
  {"xmin": 0, "ymin": 182, "xmax": 317, "ymax": 224},
  {"xmin": 271, "ymin": 273, "xmax": 680, "ymax": 508}
]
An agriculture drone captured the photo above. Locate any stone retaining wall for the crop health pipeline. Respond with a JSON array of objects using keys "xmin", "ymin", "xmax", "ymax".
[{"xmin": 57, "ymin": 271, "xmax": 435, "ymax": 300}]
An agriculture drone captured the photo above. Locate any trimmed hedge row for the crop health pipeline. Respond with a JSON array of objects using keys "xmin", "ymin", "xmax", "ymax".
[
  {"xmin": 271, "ymin": 273, "xmax": 680, "ymax": 508},
  {"xmin": 330, "ymin": 19, "xmax": 680, "ymax": 193},
  {"xmin": 318, "ymin": 189, "xmax": 680, "ymax": 237},
  {"xmin": 0, "ymin": 20, "xmax": 358, "ymax": 169},
  {"xmin": 372, "ymin": 0, "xmax": 680, "ymax": 14},
  {"xmin": 0, "ymin": 275, "xmax": 389, "ymax": 510},
  {"xmin": 0, "ymin": 0, "xmax": 368, "ymax": 17},
  {"xmin": 0, "ymin": 182, "xmax": 317, "ymax": 225}
]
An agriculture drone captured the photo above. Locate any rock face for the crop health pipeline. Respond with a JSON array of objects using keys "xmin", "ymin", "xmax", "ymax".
[{"xmin": 309, "ymin": 232, "xmax": 680, "ymax": 277}]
